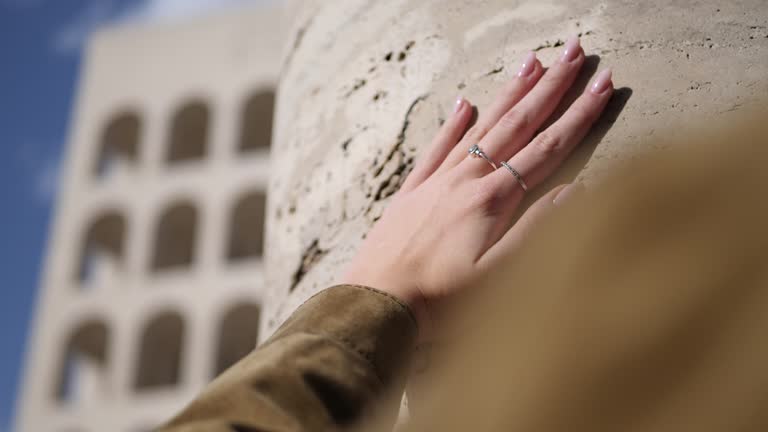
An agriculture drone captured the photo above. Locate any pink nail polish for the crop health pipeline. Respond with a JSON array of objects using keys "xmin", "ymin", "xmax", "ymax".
[
  {"xmin": 591, "ymin": 69, "xmax": 613, "ymax": 94},
  {"xmin": 518, "ymin": 51, "xmax": 537, "ymax": 77},
  {"xmin": 560, "ymin": 36, "xmax": 581, "ymax": 62},
  {"xmin": 454, "ymin": 97, "xmax": 465, "ymax": 113}
]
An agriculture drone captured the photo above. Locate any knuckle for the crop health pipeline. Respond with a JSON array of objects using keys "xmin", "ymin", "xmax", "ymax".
[
  {"xmin": 532, "ymin": 131, "xmax": 563, "ymax": 156},
  {"xmin": 501, "ymin": 80, "xmax": 523, "ymax": 99},
  {"xmin": 542, "ymin": 62, "xmax": 576, "ymax": 86},
  {"xmin": 464, "ymin": 125, "xmax": 486, "ymax": 143},
  {"xmin": 499, "ymin": 108, "xmax": 531, "ymax": 133},
  {"xmin": 540, "ymin": 71, "xmax": 564, "ymax": 88},
  {"xmin": 468, "ymin": 180, "xmax": 504, "ymax": 214},
  {"xmin": 581, "ymin": 102, "xmax": 603, "ymax": 124}
]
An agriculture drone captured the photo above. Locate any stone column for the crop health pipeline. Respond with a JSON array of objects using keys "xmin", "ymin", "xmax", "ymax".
[{"xmin": 264, "ymin": 0, "xmax": 768, "ymax": 336}]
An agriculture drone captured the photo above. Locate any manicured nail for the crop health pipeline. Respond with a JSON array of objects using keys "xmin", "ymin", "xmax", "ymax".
[
  {"xmin": 591, "ymin": 68, "xmax": 613, "ymax": 94},
  {"xmin": 454, "ymin": 97, "xmax": 465, "ymax": 113},
  {"xmin": 553, "ymin": 183, "xmax": 585, "ymax": 206},
  {"xmin": 518, "ymin": 51, "xmax": 537, "ymax": 77},
  {"xmin": 560, "ymin": 36, "xmax": 581, "ymax": 62}
]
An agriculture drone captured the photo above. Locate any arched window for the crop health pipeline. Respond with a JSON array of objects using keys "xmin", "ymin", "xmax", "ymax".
[
  {"xmin": 151, "ymin": 201, "xmax": 197, "ymax": 271},
  {"xmin": 55, "ymin": 320, "xmax": 110, "ymax": 404},
  {"xmin": 238, "ymin": 90, "xmax": 275, "ymax": 152},
  {"xmin": 95, "ymin": 112, "xmax": 141, "ymax": 178},
  {"xmin": 76, "ymin": 211, "xmax": 126, "ymax": 287},
  {"xmin": 167, "ymin": 100, "xmax": 209, "ymax": 163},
  {"xmin": 134, "ymin": 311, "xmax": 184, "ymax": 390},
  {"xmin": 227, "ymin": 191, "xmax": 267, "ymax": 261},
  {"xmin": 214, "ymin": 303, "xmax": 260, "ymax": 377}
]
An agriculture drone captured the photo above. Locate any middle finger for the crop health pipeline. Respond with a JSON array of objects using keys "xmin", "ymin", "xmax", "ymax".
[{"xmin": 460, "ymin": 36, "xmax": 586, "ymax": 178}]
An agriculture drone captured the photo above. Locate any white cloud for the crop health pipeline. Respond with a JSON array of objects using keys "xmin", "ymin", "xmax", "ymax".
[
  {"xmin": 53, "ymin": 0, "xmax": 274, "ymax": 55},
  {"xmin": 34, "ymin": 156, "xmax": 62, "ymax": 204},
  {"xmin": 53, "ymin": 1, "xmax": 118, "ymax": 54},
  {"xmin": 120, "ymin": 0, "xmax": 268, "ymax": 23},
  {"xmin": 13, "ymin": 141, "xmax": 63, "ymax": 204}
]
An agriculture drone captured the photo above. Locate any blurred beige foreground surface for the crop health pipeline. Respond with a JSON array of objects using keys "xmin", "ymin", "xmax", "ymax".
[
  {"xmin": 402, "ymin": 108, "xmax": 768, "ymax": 431},
  {"xmin": 264, "ymin": 0, "xmax": 768, "ymax": 336}
]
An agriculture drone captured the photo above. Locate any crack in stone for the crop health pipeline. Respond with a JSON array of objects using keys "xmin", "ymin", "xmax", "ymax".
[
  {"xmin": 372, "ymin": 94, "xmax": 429, "ymax": 177},
  {"xmin": 341, "ymin": 137, "xmax": 353, "ymax": 154},
  {"xmin": 363, "ymin": 95, "xmax": 428, "ymax": 216},
  {"xmin": 282, "ymin": 16, "xmax": 314, "ymax": 72},
  {"xmin": 341, "ymin": 126, "xmax": 370, "ymax": 156},
  {"xmin": 290, "ymin": 239, "xmax": 328, "ymax": 292},
  {"xmin": 483, "ymin": 65, "xmax": 504, "ymax": 76},
  {"xmin": 533, "ymin": 31, "xmax": 593, "ymax": 52},
  {"xmin": 344, "ymin": 78, "xmax": 368, "ymax": 98},
  {"xmin": 372, "ymin": 158, "xmax": 409, "ymax": 202},
  {"xmin": 533, "ymin": 38, "xmax": 565, "ymax": 52}
]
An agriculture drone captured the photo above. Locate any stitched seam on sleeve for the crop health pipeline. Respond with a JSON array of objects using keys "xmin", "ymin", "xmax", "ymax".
[
  {"xmin": 325, "ymin": 284, "xmax": 419, "ymax": 330},
  {"xmin": 297, "ymin": 331, "xmax": 385, "ymax": 385},
  {"xmin": 295, "ymin": 284, "xmax": 418, "ymax": 332}
]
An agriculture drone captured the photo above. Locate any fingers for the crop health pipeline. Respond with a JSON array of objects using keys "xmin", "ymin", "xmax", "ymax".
[
  {"xmin": 401, "ymin": 97, "xmax": 474, "ymax": 192},
  {"xmin": 436, "ymin": 51, "xmax": 545, "ymax": 175},
  {"xmin": 478, "ymin": 184, "xmax": 581, "ymax": 269},
  {"xmin": 460, "ymin": 36, "xmax": 586, "ymax": 178},
  {"xmin": 485, "ymin": 68, "xmax": 614, "ymax": 197}
]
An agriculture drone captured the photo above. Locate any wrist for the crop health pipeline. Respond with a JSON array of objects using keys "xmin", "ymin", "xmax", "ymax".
[
  {"xmin": 380, "ymin": 283, "xmax": 430, "ymax": 336},
  {"xmin": 340, "ymin": 272, "xmax": 430, "ymax": 338}
]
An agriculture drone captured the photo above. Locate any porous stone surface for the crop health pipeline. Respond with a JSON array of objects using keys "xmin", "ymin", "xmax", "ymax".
[{"xmin": 262, "ymin": 0, "xmax": 768, "ymax": 336}]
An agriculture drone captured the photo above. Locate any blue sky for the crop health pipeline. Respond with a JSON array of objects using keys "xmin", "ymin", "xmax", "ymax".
[{"xmin": 0, "ymin": 0, "xmax": 268, "ymax": 429}]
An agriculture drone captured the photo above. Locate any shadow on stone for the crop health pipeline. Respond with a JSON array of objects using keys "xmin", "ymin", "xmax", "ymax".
[
  {"xmin": 559, "ymin": 86, "xmax": 633, "ymax": 185},
  {"xmin": 517, "ymin": 54, "xmax": 633, "ymax": 214},
  {"xmin": 547, "ymin": 54, "xmax": 603, "ymax": 125}
]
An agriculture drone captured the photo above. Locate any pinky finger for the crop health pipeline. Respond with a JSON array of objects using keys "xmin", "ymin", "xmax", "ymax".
[
  {"xmin": 483, "ymin": 69, "xmax": 614, "ymax": 198},
  {"xmin": 478, "ymin": 184, "xmax": 580, "ymax": 270},
  {"xmin": 401, "ymin": 97, "xmax": 473, "ymax": 192}
]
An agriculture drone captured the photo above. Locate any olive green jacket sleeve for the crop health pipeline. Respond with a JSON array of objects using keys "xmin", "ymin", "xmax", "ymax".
[{"xmin": 160, "ymin": 285, "xmax": 418, "ymax": 432}]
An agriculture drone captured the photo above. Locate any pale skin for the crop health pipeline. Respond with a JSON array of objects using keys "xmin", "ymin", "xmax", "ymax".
[{"xmin": 342, "ymin": 36, "xmax": 614, "ymax": 335}]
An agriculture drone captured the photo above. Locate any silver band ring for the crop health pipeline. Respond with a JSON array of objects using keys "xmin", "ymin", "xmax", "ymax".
[
  {"xmin": 468, "ymin": 144, "xmax": 498, "ymax": 170},
  {"xmin": 500, "ymin": 161, "xmax": 529, "ymax": 192}
]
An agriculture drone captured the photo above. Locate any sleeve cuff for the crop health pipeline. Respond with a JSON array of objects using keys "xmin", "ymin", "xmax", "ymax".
[{"xmin": 265, "ymin": 285, "xmax": 419, "ymax": 384}]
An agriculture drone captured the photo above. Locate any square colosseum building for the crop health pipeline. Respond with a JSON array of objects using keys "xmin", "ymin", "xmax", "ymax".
[{"xmin": 16, "ymin": 6, "xmax": 284, "ymax": 431}]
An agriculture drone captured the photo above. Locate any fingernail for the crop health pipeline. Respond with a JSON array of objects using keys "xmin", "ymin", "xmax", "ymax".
[
  {"xmin": 560, "ymin": 36, "xmax": 581, "ymax": 62},
  {"xmin": 518, "ymin": 51, "xmax": 537, "ymax": 77},
  {"xmin": 591, "ymin": 68, "xmax": 613, "ymax": 94},
  {"xmin": 553, "ymin": 183, "xmax": 585, "ymax": 206},
  {"xmin": 454, "ymin": 96, "xmax": 465, "ymax": 113}
]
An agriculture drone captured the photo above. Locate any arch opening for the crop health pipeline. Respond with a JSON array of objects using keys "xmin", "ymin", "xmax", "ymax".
[
  {"xmin": 55, "ymin": 320, "xmax": 110, "ymax": 404},
  {"xmin": 95, "ymin": 112, "xmax": 141, "ymax": 178},
  {"xmin": 227, "ymin": 191, "xmax": 267, "ymax": 261},
  {"xmin": 238, "ymin": 90, "xmax": 275, "ymax": 152},
  {"xmin": 167, "ymin": 101, "xmax": 209, "ymax": 163},
  {"xmin": 134, "ymin": 311, "xmax": 184, "ymax": 390},
  {"xmin": 214, "ymin": 303, "xmax": 260, "ymax": 377},
  {"xmin": 77, "ymin": 212, "xmax": 126, "ymax": 288},
  {"xmin": 151, "ymin": 202, "xmax": 198, "ymax": 271}
]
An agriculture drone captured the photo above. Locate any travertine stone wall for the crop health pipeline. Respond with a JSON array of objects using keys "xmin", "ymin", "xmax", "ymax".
[{"xmin": 263, "ymin": 0, "xmax": 768, "ymax": 336}]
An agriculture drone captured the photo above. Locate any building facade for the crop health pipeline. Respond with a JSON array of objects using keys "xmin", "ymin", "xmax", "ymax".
[{"xmin": 16, "ymin": 6, "xmax": 284, "ymax": 431}]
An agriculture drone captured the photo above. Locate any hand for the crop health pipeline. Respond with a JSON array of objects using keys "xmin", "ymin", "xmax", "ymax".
[{"xmin": 342, "ymin": 36, "xmax": 613, "ymax": 334}]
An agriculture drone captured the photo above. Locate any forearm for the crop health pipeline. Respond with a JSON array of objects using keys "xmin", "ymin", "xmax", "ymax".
[{"xmin": 159, "ymin": 285, "xmax": 418, "ymax": 432}]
